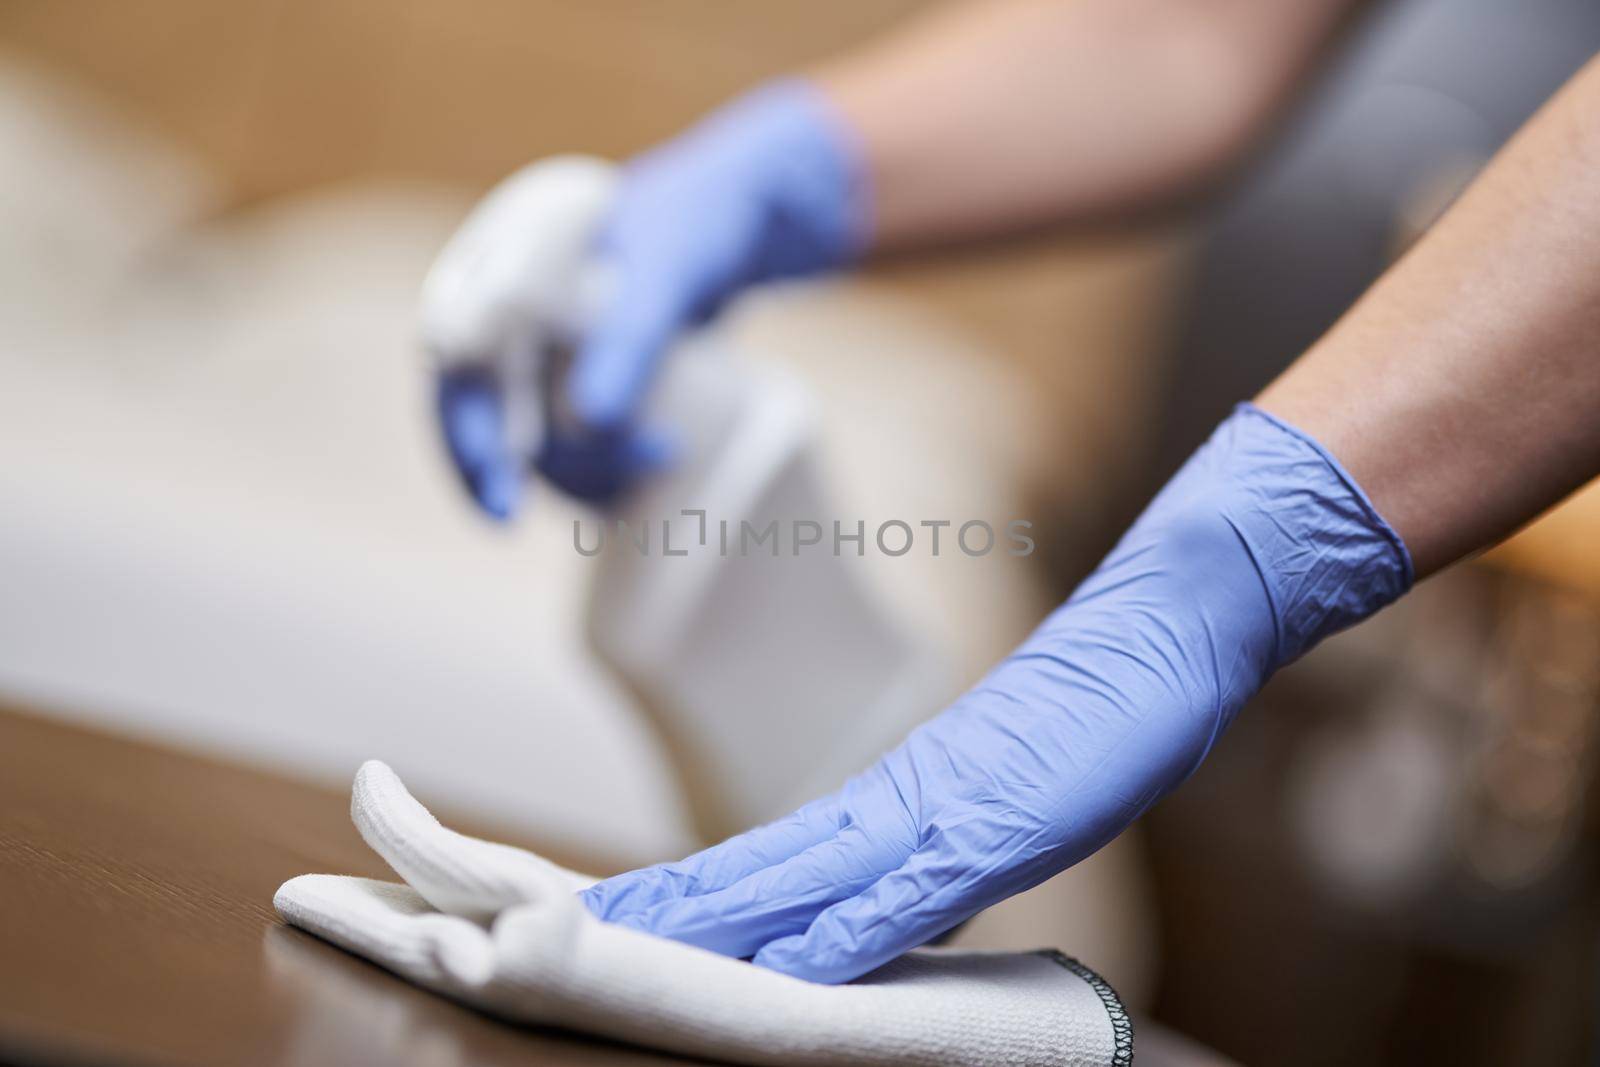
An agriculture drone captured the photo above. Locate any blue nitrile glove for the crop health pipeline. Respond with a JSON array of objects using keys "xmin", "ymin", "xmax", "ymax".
[
  {"xmin": 435, "ymin": 80, "xmax": 866, "ymax": 517},
  {"xmin": 567, "ymin": 79, "xmax": 865, "ymax": 430},
  {"xmin": 581, "ymin": 404, "xmax": 1414, "ymax": 983}
]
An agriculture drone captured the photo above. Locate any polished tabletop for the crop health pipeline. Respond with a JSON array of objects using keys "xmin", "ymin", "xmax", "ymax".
[{"xmin": 0, "ymin": 705, "xmax": 709, "ymax": 1067}]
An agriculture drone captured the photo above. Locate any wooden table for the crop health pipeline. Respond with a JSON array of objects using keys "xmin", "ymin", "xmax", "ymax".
[{"xmin": 0, "ymin": 706, "xmax": 708, "ymax": 1066}]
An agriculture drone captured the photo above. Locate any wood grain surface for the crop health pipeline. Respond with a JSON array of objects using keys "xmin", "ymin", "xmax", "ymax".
[{"xmin": 0, "ymin": 705, "xmax": 708, "ymax": 1067}]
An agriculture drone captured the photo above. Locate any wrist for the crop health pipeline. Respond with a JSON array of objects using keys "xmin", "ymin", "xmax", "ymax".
[
  {"xmin": 918, "ymin": 403, "xmax": 1412, "ymax": 862},
  {"xmin": 1042, "ymin": 402, "xmax": 1412, "ymax": 745},
  {"xmin": 682, "ymin": 79, "xmax": 870, "ymax": 273},
  {"xmin": 1202, "ymin": 403, "xmax": 1414, "ymax": 668}
]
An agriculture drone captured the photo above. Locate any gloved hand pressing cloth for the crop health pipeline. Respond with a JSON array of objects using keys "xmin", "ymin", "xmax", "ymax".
[
  {"xmin": 276, "ymin": 762, "xmax": 1133, "ymax": 1067},
  {"xmin": 584, "ymin": 403, "xmax": 1412, "ymax": 983}
]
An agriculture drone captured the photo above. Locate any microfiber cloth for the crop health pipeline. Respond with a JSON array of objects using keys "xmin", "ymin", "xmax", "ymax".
[{"xmin": 275, "ymin": 762, "xmax": 1132, "ymax": 1067}]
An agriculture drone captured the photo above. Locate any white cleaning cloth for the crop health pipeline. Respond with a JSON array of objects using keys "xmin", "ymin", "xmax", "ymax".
[{"xmin": 275, "ymin": 762, "xmax": 1133, "ymax": 1067}]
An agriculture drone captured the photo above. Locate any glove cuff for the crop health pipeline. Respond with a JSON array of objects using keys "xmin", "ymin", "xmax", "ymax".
[
  {"xmin": 686, "ymin": 78, "xmax": 870, "ymax": 273},
  {"xmin": 1054, "ymin": 401, "xmax": 1413, "ymax": 759},
  {"xmin": 1196, "ymin": 402, "xmax": 1415, "ymax": 668}
]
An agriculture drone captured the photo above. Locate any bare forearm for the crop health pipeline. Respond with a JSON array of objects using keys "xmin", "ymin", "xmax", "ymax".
[
  {"xmin": 814, "ymin": 0, "xmax": 1359, "ymax": 250},
  {"xmin": 1259, "ymin": 55, "xmax": 1600, "ymax": 577}
]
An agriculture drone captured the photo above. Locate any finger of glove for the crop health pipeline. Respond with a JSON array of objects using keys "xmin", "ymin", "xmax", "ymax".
[
  {"xmin": 624, "ymin": 427, "xmax": 676, "ymax": 479},
  {"xmin": 581, "ymin": 793, "xmax": 840, "ymax": 922},
  {"xmin": 566, "ymin": 274, "xmax": 690, "ymax": 431},
  {"xmin": 436, "ymin": 368, "xmax": 523, "ymax": 521},
  {"xmin": 352, "ymin": 761, "xmax": 575, "ymax": 921},
  {"xmin": 274, "ymin": 874, "xmax": 496, "ymax": 990},
  {"xmin": 751, "ymin": 842, "xmax": 974, "ymax": 985},
  {"xmin": 611, "ymin": 824, "xmax": 897, "ymax": 959},
  {"xmin": 535, "ymin": 424, "xmax": 675, "ymax": 503}
]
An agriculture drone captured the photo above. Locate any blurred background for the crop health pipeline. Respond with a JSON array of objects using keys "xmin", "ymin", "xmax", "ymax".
[{"xmin": 1, "ymin": 1, "xmax": 1598, "ymax": 1064}]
